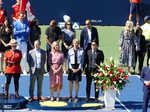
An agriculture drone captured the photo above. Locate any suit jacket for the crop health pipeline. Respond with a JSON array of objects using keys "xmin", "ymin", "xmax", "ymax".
[
  {"xmin": 136, "ymin": 35, "xmax": 146, "ymax": 52},
  {"xmin": 84, "ymin": 49, "xmax": 104, "ymax": 72},
  {"xmin": 80, "ymin": 27, "xmax": 99, "ymax": 50},
  {"xmin": 140, "ymin": 66, "xmax": 150, "ymax": 93},
  {"xmin": 28, "ymin": 48, "xmax": 46, "ymax": 75}
]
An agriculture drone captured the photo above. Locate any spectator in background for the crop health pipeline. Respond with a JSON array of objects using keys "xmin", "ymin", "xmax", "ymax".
[
  {"xmin": 0, "ymin": 17, "xmax": 13, "ymax": 75},
  {"xmin": 11, "ymin": 0, "xmax": 21, "ymax": 21},
  {"xmin": 67, "ymin": 39, "xmax": 84, "ymax": 102},
  {"xmin": 28, "ymin": 18, "xmax": 41, "ymax": 52},
  {"xmin": 13, "ymin": 12, "xmax": 30, "ymax": 74},
  {"xmin": 140, "ymin": 58, "xmax": 150, "ymax": 112},
  {"xmin": 119, "ymin": 20, "xmax": 138, "ymax": 75},
  {"xmin": 4, "ymin": 39, "xmax": 22, "ymax": 99},
  {"xmin": 0, "ymin": 0, "xmax": 7, "ymax": 26},
  {"xmin": 49, "ymin": 41, "xmax": 64, "ymax": 101},
  {"xmin": 62, "ymin": 21, "xmax": 76, "ymax": 74},
  {"xmin": 28, "ymin": 40, "xmax": 46, "ymax": 102},
  {"xmin": 84, "ymin": 39, "xmax": 104, "ymax": 102},
  {"xmin": 80, "ymin": 19, "xmax": 99, "ymax": 73},
  {"xmin": 128, "ymin": 0, "xmax": 142, "ymax": 27},
  {"xmin": 132, "ymin": 27, "xmax": 146, "ymax": 75},
  {"xmin": 141, "ymin": 16, "xmax": 150, "ymax": 66},
  {"xmin": 45, "ymin": 20, "xmax": 62, "ymax": 73}
]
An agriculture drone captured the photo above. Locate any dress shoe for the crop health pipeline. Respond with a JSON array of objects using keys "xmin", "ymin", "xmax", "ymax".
[
  {"xmin": 85, "ymin": 98, "xmax": 90, "ymax": 102},
  {"xmin": 38, "ymin": 97, "xmax": 44, "ymax": 102},
  {"xmin": 28, "ymin": 97, "xmax": 34, "ymax": 102},
  {"xmin": 50, "ymin": 97, "xmax": 54, "ymax": 101},
  {"xmin": 95, "ymin": 98, "xmax": 99, "ymax": 102},
  {"xmin": 23, "ymin": 70, "xmax": 28, "ymax": 75}
]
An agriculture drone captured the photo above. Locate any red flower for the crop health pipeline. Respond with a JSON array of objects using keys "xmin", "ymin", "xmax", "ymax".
[
  {"xmin": 110, "ymin": 65, "xmax": 114, "ymax": 67},
  {"xmin": 110, "ymin": 82, "xmax": 114, "ymax": 85},
  {"xmin": 96, "ymin": 87, "xmax": 99, "ymax": 89},
  {"xmin": 116, "ymin": 74, "xmax": 120, "ymax": 78},
  {"xmin": 103, "ymin": 85, "xmax": 107, "ymax": 89},
  {"xmin": 96, "ymin": 82, "xmax": 99, "ymax": 85},
  {"xmin": 123, "ymin": 75, "xmax": 128, "ymax": 80},
  {"xmin": 110, "ymin": 87, "xmax": 115, "ymax": 90},
  {"xmin": 109, "ymin": 71, "xmax": 113, "ymax": 74},
  {"xmin": 102, "ymin": 81, "xmax": 106, "ymax": 84},
  {"xmin": 111, "ymin": 78, "xmax": 117, "ymax": 81},
  {"xmin": 118, "ymin": 68, "xmax": 124, "ymax": 73},
  {"xmin": 104, "ymin": 66, "xmax": 108, "ymax": 69},
  {"xmin": 107, "ymin": 74, "xmax": 110, "ymax": 77},
  {"xmin": 98, "ymin": 73, "xmax": 103, "ymax": 76}
]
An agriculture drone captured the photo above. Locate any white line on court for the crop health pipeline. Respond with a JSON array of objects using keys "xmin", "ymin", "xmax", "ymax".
[{"xmin": 115, "ymin": 97, "xmax": 130, "ymax": 112}]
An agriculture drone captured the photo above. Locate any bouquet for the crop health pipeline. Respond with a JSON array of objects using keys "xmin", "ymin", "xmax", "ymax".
[{"xmin": 92, "ymin": 57, "xmax": 130, "ymax": 92}]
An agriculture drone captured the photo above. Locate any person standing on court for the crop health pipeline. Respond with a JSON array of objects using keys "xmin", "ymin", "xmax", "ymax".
[
  {"xmin": 140, "ymin": 58, "xmax": 150, "ymax": 112},
  {"xmin": 84, "ymin": 39, "xmax": 104, "ymax": 102},
  {"xmin": 13, "ymin": 12, "xmax": 30, "ymax": 74},
  {"xmin": 0, "ymin": 0, "xmax": 7, "ymax": 26},
  {"xmin": 28, "ymin": 18, "xmax": 41, "ymax": 52},
  {"xmin": 132, "ymin": 27, "xmax": 146, "ymax": 75},
  {"xmin": 28, "ymin": 40, "xmax": 46, "ymax": 102},
  {"xmin": 128, "ymin": 0, "xmax": 142, "ymax": 27},
  {"xmin": 49, "ymin": 41, "xmax": 64, "ymax": 101},
  {"xmin": 4, "ymin": 39, "xmax": 22, "ymax": 99},
  {"xmin": 67, "ymin": 39, "xmax": 84, "ymax": 102},
  {"xmin": 141, "ymin": 16, "xmax": 150, "ymax": 66},
  {"xmin": 119, "ymin": 20, "xmax": 138, "ymax": 75},
  {"xmin": 80, "ymin": 19, "xmax": 99, "ymax": 73},
  {"xmin": 11, "ymin": 0, "xmax": 21, "ymax": 21},
  {"xmin": 0, "ymin": 17, "xmax": 13, "ymax": 75},
  {"xmin": 62, "ymin": 21, "xmax": 76, "ymax": 74},
  {"xmin": 45, "ymin": 20, "xmax": 62, "ymax": 73}
]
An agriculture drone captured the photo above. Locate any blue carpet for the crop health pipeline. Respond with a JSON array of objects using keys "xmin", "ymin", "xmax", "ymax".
[{"xmin": 0, "ymin": 75, "xmax": 148, "ymax": 112}]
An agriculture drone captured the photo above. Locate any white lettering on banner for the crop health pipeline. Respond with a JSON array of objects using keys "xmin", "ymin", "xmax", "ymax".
[
  {"xmin": 91, "ymin": 19, "xmax": 102, "ymax": 23},
  {"xmin": 58, "ymin": 22, "xmax": 80, "ymax": 30}
]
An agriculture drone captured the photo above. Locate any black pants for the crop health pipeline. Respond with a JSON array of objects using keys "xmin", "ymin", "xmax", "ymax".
[
  {"xmin": 133, "ymin": 51, "xmax": 144, "ymax": 71},
  {"xmin": 86, "ymin": 68, "xmax": 99, "ymax": 99},
  {"xmin": 5, "ymin": 73, "xmax": 20, "ymax": 91},
  {"xmin": 46, "ymin": 46, "xmax": 51, "ymax": 72}
]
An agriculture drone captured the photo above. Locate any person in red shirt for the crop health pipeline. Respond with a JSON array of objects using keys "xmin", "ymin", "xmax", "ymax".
[
  {"xmin": 0, "ymin": 0, "xmax": 7, "ymax": 26},
  {"xmin": 4, "ymin": 39, "xmax": 22, "ymax": 99},
  {"xmin": 11, "ymin": 0, "xmax": 21, "ymax": 21},
  {"xmin": 129, "ymin": 0, "xmax": 142, "ymax": 27}
]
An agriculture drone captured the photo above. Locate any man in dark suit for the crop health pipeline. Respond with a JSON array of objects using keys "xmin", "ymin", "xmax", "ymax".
[
  {"xmin": 140, "ymin": 58, "xmax": 150, "ymax": 112},
  {"xmin": 28, "ymin": 40, "xmax": 46, "ymax": 102},
  {"xmin": 84, "ymin": 39, "xmax": 104, "ymax": 102},
  {"xmin": 80, "ymin": 19, "xmax": 99, "ymax": 53}
]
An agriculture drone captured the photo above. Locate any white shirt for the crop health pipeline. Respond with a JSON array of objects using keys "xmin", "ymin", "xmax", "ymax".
[
  {"xmin": 35, "ymin": 49, "xmax": 41, "ymax": 68},
  {"xmin": 87, "ymin": 28, "xmax": 92, "ymax": 43}
]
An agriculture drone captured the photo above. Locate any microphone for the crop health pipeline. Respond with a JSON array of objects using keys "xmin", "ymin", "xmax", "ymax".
[{"xmin": 2, "ymin": 85, "xmax": 5, "ymax": 92}]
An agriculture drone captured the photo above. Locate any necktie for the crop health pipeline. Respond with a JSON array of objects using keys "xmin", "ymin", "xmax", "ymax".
[{"xmin": 92, "ymin": 50, "xmax": 95, "ymax": 68}]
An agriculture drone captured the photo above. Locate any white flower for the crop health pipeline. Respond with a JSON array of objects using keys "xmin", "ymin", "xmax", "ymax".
[
  {"xmin": 110, "ymin": 57, "xmax": 113, "ymax": 61},
  {"xmin": 119, "ymin": 80, "xmax": 122, "ymax": 83}
]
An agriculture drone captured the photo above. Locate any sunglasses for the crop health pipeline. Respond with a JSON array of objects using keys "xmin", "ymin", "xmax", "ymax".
[
  {"xmin": 67, "ymin": 24, "xmax": 71, "ymax": 25},
  {"xmin": 91, "ymin": 44, "xmax": 96, "ymax": 46},
  {"xmin": 86, "ymin": 23, "xmax": 90, "ymax": 25}
]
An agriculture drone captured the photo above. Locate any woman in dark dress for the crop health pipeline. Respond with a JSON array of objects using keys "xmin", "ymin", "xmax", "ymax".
[
  {"xmin": 132, "ymin": 27, "xmax": 146, "ymax": 75},
  {"xmin": 28, "ymin": 18, "xmax": 41, "ymax": 51},
  {"xmin": 67, "ymin": 39, "xmax": 84, "ymax": 102},
  {"xmin": 62, "ymin": 21, "xmax": 76, "ymax": 74},
  {"xmin": 0, "ymin": 17, "xmax": 13, "ymax": 74}
]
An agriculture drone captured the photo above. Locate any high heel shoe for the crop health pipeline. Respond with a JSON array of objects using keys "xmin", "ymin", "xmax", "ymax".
[
  {"xmin": 56, "ymin": 97, "xmax": 60, "ymax": 102},
  {"xmin": 50, "ymin": 97, "xmax": 54, "ymax": 101}
]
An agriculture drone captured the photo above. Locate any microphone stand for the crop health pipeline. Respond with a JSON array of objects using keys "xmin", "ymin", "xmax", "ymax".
[{"xmin": 1, "ymin": 85, "xmax": 4, "ymax": 112}]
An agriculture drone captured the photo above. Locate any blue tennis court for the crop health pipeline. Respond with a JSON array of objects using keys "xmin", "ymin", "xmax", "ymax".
[{"xmin": 0, "ymin": 75, "xmax": 149, "ymax": 112}]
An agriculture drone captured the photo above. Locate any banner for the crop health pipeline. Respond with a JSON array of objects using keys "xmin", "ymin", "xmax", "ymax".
[{"xmin": 20, "ymin": 0, "xmax": 35, "ymax": 25}]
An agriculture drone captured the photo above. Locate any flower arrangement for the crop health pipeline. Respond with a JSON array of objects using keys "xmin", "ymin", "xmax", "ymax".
[{"xmin": 92, "ymin": 57, "xmax": 130, "ymax": 92}]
